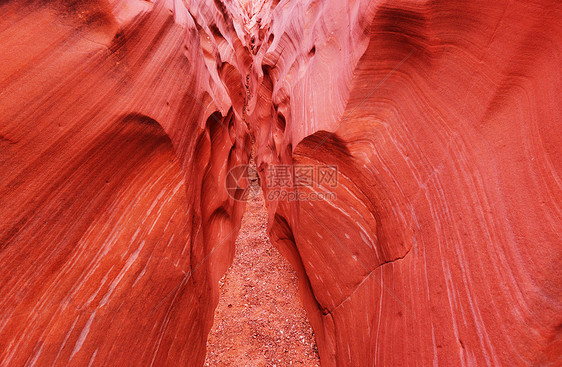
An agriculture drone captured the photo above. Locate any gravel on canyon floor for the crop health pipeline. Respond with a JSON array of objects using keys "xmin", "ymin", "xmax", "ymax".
[{"xmin": 204, "ymin": 185, "xmax": 320, "ymax": 367}]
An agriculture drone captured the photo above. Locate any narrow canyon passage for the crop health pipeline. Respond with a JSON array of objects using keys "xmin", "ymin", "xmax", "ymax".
[
  {"xmin": 1, "ymin": 1, "xmax": 560, "ymax": 366},
  {"xmin": 204, "ymin": 179, "xmax": 320, "ymax": 366}
]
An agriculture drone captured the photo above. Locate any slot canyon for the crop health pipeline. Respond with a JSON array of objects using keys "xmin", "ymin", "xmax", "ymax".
[{"xmin": 0, "ymin": 0, "xmax": 560, "ymax": 365}]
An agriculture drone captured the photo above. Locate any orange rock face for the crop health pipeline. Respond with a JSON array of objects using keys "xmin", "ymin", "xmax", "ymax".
[
  {"xmin": 1, "ymin": 0, "xmax": 561, "ymax": 366},
  {"xmin": 0, "ymin": 1, "xmax": 249, "ymax": 365}
]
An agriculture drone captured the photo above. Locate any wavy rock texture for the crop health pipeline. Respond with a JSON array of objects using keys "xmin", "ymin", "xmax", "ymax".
[
  {"xmin": 1, "ymin": 0, "xmax": 561, "ymax": 366},
  {"xmin": 255, "ymin": 1, "xmax": 562, "ymax": 366},
  {"xmin": 0, "ymin": 1, "xmax": 251, "ymax": 365}
]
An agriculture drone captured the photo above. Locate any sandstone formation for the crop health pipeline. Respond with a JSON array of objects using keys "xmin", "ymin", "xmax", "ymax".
[{"xmin": 1, "ymin": 0, "xmax": 560, "ymax": 366}]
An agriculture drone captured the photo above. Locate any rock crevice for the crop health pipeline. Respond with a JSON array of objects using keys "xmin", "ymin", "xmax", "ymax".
[{"xmin": 0, "ymin": 0, "xmax": 561, "ymax": 366}]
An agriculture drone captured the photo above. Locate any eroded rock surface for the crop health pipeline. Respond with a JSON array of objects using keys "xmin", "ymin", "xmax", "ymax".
[
  {"xmin": 1, "ymin": 0, "xmax": 560, "ymax": 366},
  {"xmin": 0, "ymin": 1, "xmax": 250, "ymax": 365}
]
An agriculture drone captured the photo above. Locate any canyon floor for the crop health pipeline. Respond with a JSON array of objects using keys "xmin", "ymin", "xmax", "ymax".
[{"xmin": 204, "ymin": 182, "xmax": 320, "ymax": 366}]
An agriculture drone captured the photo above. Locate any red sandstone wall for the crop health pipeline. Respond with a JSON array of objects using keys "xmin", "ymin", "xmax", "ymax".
[
  {"xmin": 1, "ymin": 0, "xmax": 560, "ymax": 366},
  {"xmin": 0, "ymin": 1, "xmax": 250, "ymax": 365},
  {"xmin": 256, "ymin": 0, "xmax": 562, "ymax": 365}
]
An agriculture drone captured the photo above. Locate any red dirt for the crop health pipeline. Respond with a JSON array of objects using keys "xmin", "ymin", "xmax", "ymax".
[{"xmin": 204, "ymin": 184, "xmax": 320, "ymax": 366}]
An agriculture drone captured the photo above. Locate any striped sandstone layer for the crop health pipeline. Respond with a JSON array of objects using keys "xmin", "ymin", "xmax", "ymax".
[{"xmin": 1, "ymin": 0, "xmax": 560, "ymax": 366}]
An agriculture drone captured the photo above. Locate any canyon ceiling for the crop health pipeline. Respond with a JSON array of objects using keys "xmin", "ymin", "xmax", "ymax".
[{"xmin": 0, "ymin": 0, "xmax": 561, "ymax": 366}]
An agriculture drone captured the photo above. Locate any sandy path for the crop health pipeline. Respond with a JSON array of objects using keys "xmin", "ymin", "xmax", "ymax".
[{"xmin": 204, "ymin": 184, "xmax": 320, "ymax": 366}]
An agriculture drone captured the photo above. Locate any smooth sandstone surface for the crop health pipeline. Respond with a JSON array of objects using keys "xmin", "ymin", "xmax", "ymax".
[{"xmin": 1, "ymin": 0, "xmax": 560, "ymax": 366}]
